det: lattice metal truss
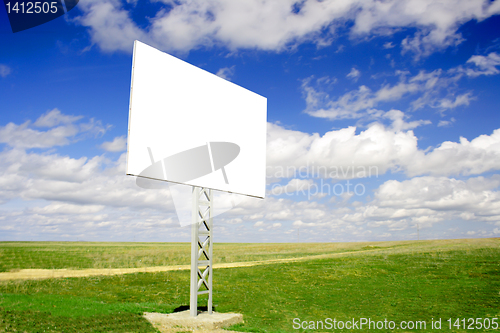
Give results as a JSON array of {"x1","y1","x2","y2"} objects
[{"x1": 190, "y1": 187, "x2": 213, "y2": 317}]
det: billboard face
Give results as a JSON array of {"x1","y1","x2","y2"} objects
[{"x1": 127, "y1": 41, "x2": 267, "y2": 199}]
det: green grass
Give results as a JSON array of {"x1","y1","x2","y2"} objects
[
  {"x1": 1, "y1": 238, "x2": 497, "y2": 272},
  {"x1": 0, "y1": 242, "x2": 190, "y2": 271},
  {"x1": 0, "y1": 240, "x2": 398, "y2": 271},
  {"x1": 0, "y1": 239, "x2": 499, "y2": 332}
]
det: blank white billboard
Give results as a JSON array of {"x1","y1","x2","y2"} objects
[{"x1": 127, "y1": 41, "x2": 267, "y2": 199}]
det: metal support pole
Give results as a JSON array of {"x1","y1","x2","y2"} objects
[
  {"x1": 190, "y1": 187, "x2": 213, "y2": 317},
  {"x1": 208, "y1": 188, "x2": 213, "y2": 314},
  {"x1": 190, "y1": 186, "x2": 199, "y2": 317}
]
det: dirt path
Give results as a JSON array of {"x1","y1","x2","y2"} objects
[{"x1": 0, "y1": 248, "x2": 389, "y2": 281}]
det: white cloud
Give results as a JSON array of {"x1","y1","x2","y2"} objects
[
  {"x1": 0, "y1": 148, "x2": 174, "y2": 211},
  {"x1": 401, "y1": 31, "x2": 463, "y2": 60},
  {"x1": 407, "y1": 129, "x2": 500, "y2": 177},
  {"x1": 74, "y1": 0, "x2": 146, "y2": 53},
  {"x1": 302, "y1": 71, "x2": 424, "y2": 119},
  {"x1": 34, "y1": 109, "x2": 83, "y2": 127},
  {"x1": 465, "y1": 52, "x2": 500, "y2": 77},
  {"x1": 270, "y1": 178, "x2": 315, "y2": 196},
  {"x1": 239, "y1": 174, "x2": 500, "y2": 237},
  {"x1": 375, "y1": 176, "x2": 500, "y2": 210},
  {"x1": 253, "y1": 221, "x2": 264, "y2": 227},
  {"x1": 355, "y1": 175, "x2": 500, "y2": 226},
  {"x1": 0, "y1": 140, "x2": 498, "y2": 243},
  {"x1": 437, "y1": 93, "x2": 473, "y2": 109},
  {"x1": 0, "y1": 64, "x2": 11, "y2": 78},
  {"x1": 267, "y1": 120, "x2": 500, "y2": 180},
  {"x1": 215, "y1": 66, "x2": 235, "y2": 81},
  {"x1": 437, "y1": 117, "x2": 456, "y2": 127},
  {"x1": 31, "y1": 202, "x2": 105, "y2": 215},
  {"x1": 101, "y1": 135, "x2": 127, "y2": 152},
  {"x1": 0, "y1": 121, "x2": 79, "y2": 148},
  {"x1": 2, "y1": 111, "x2": 500, "y2": 242},
  {"x1": 384, "y1": 109, "x2": 431, "y2": 132},
  {"x1": 383, "y1": 42, "x2": 395, "y2": 49},
  {"x1": 346, "y1": 68, "x2": 361, "y2": 82},
  {"x1": 74, "y1": 0, "x2": 500, "y2": 57},
  {"x1": 303, "y1": 60, "x2": 481, "y2": 120},
  {"x1": 266, "y1": 119, "x2": 421, "y2": 180},
  {"x1": 7, "y1": 150, "x2": 104, "y2": 183},
  {"x1": 0, "y1": 110, "x2": 108, "y2": 149}
]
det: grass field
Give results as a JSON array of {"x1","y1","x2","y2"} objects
[
  {"x1": 0, "y1": 240, "x2": 433, "y2": 272},
  {"x1": 0, "y1": 238, "x2": 499, "y2": 332}
]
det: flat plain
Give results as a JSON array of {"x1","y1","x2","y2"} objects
[{"x1": 0, "y1": 238, "x2": 499, "y2": 332}]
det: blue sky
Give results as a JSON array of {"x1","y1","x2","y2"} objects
[{"x1": 1, "y1": 0, "x2": 500, "y2": 242}]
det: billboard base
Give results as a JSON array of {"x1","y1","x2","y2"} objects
[{"x1": 144, "y1": 310, "x2": 243, "y2": 330}]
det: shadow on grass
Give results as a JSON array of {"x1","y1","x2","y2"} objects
[{"x1": 173, "y1": 305, "x2": 217, "y2": 313}]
